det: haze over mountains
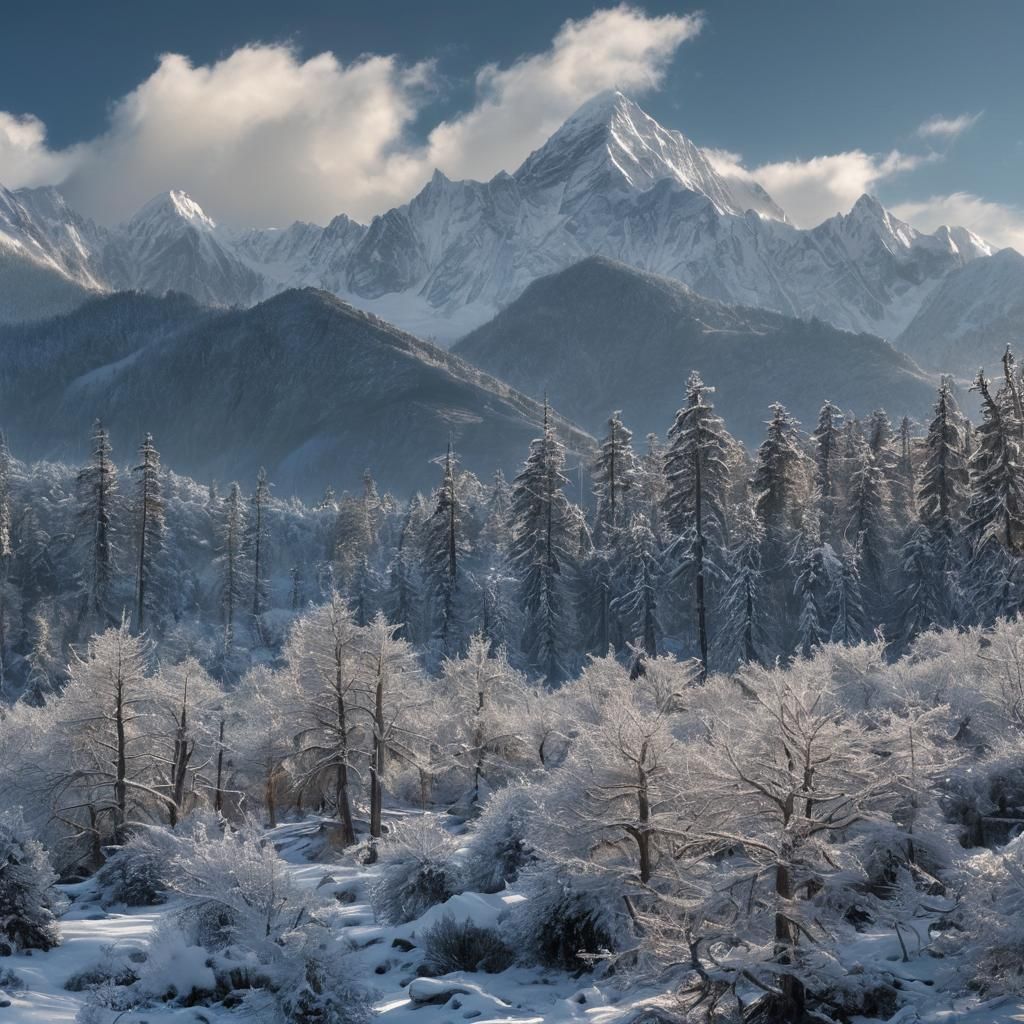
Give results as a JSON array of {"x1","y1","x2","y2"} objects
[
  {"x1": 0, "y1": 289, "x2": 592, "y2": 497},
  {"x1": 1, "y1": 91, "x2": 1017, "y2": 375}
]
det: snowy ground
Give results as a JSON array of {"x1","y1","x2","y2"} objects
[{"x1": 2, "y1": 813, "x2": 1023, "y2": 1024}]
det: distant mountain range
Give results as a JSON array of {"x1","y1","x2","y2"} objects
[
  {"x1": 454, "y1": 257, "x2": 938, "y2": 447},
  {"x1": 0, "y1": 289, "x2": 593, "y2": 498},
  {"x1": 1, "y1": 91, "x2": 1016, "y2": 376}
]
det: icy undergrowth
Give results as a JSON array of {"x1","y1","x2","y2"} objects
[{"x1": 1, "y1": 812, "x2": 1022, "y2": 1024}]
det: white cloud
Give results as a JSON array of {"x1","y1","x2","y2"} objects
[
  {"x1": 423, "y1": 6, "x2": 703, "y2": 183},
  {"x1": 0, "y1": 5, "x2": 703, "y2": 227},
  {"x1": 916, "y1": 112, "x2": 981, "y2": 140},
  {"x1": 0, "y1": 112, "x2": 82, "y2": 189},
  {"x1": 703, "y1": 146, "x2": 930, "y2": 228},
  {"x1": 892, "y1": 192, "x2": 1024, "y2": 252}
]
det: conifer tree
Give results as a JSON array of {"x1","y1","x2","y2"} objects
[
  {"x1": 383, "y1": 505, "x2": 423, "y2": 642},
  {"x1": 845, "y1": 448, "x2": 893, "y2": 613},
  {"x1": 76, "y1": 420, "x2": 118, "y2": 626},
  {"x1": 828, "y1": 543, "x2": 868, "y2": 644},
  {"x1": 753, "y1": 403, "x2": 804, "y2": 560},
  {"x1": 0, "y1": 436, "x2": 15, "y2": 694},
  {"x1": 663, "y1": 372, "x2": 733, "y2": 677},
  {"x1": 715, "y1": 499, "x2": 767, "y2": 671},
  {"x1": 962, "y1": 370, "x2": 1024, "y2": 621},
  {"x1": 792, "y1": 507, "x2": 833, "y2": 658},
  {"x1": 895, "y1": 379, "x2": 969, "y2": 640},
  {"x1": 591, "y1": 411, "x2": 636, "y2": 544},
  {"x1": 132, "y1": 433, "x2": 166, "y2": 634},
  {"x1": 246, "y1": 467, "x2": 271, "y2": 624},
  {"x1": 216, "y1": 482, "x2": 248, "y2": 652},
  {"x1": 424, "y1": 443, "x2": 466, "y2": 659},
  {"x1": 811, "y1": 401, "x2": 843, "y2": 542},
  {"x1": 509, "y1": 404, "x2": 578, "y2": 682},
  {"x1": 610, "y1": 514, "x2": 660, "y2": 656}
]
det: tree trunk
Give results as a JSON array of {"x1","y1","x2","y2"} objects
[
  {"x1": 369, "y1": 663, "x2": 385, "y2": 839},
  {"x1": 214, "y1": 719, "x2": 225, "y2": 814}
]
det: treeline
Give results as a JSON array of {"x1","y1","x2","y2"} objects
[{"x1": 0, "y1": 350, "x2": 1022, "y2": 692}]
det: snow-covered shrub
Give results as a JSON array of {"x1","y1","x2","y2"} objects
[
  {"x1": 940, "y1": 739, "x2": 1024, "y2": 848},
  {"x1": 83, "y1": 823, "x2": 370, "y2": 1022},
  {"x1": 957, "y1": 833, "x2": 1024, "y2": 994},
  {"x1": 97, "y1": 816, "x2": 222, "y2": 907},
  {"x1": 459, "y1": 785, "x2": 535, "y2": 893},
  {"x1": 504, "y1": 864, "x2": 631, "y2": 970},
  {"x1": 0, "y1": 809, "x2": 64, "y2": 954},
  {"x1": 421, "y1": 914, "x2": 514, "y2": 974},
  {"x1": 369, "y1": 816, "x2": 459, "y2": 924}
]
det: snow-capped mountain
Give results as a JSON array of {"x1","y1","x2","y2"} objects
[
  {"x1": 101, "y1": 190, "x2": 264, "y2": 307},
  {"x1": 454, "y1": 256, "x2": 937, "y2": 447},
  {"x1": 0, "y1": 92, "x2": 1002, "y2": 353},
  {"x1": 897, "y1": 247, "x2": 1024, "y2": 377}
]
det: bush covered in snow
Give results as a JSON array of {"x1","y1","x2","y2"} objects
[
  {"x1": 369, "y1": 816, "x2": 460, "y2": 924},
  {"x1": 421, "y1": 914, "x2": 514, "y2": 975},
  {"x1": 957, "y1": 833, "x2": 1024, "y2": 994},
  {"x1": 459, "y1": 785, "x2": 536, "y2": 893},
  {"x1": 0, "y1": 809, "x2": 64, "y2": 954},
  {"x1": 96, "y1": 815, "x2": 224, "y2": 907},
  {"x1": 82, "y1": 822, "x2": 370, "y2": 1023},
  {"x1": 504, "y1": 864, "x2": 631, "y2": 970}
]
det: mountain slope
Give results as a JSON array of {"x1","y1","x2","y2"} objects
[
  {"x1": 897, "y1": 248, "x2": 1024, "y2": 376},
  {"x1": 0, "y1": 290, "x2": 592, "y2": 497},
  {"x1": 454, "y1": 257, "x2": 938, "y2": 446}
]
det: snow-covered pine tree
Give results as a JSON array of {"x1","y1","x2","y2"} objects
[
  {"x1": 333, "y1": 493, "x2": 374, "y2": 586},
  {"x1": 215, "y1": 482, "x2": 248, "y2": 653},
  {"x1": 662, "y1": 372, "x2": 733, "y2": 678},
  {"x1": 895, "y1": 379, "x2": 969, "y2": 642},
  {"x1": 845, "y1": 446, "x2": 894, "y2": 617},
  {"x1": 383, "y1": 504, "x2": 423, "y2": 643},
  {"x1": 509, "y1": 404, "x2": 578, "y2": 683},
  {"x1": 715, "y1": 498, "x2": 768, "y2": 671},
  {"x1": 76, "y1": 420, "x2": 118, "y2": 627},
  {"x1": 811, "y1": 400, "x2": 844, "y2": 543},
  {"x1": 246, "y1": 466, "x2": 271, "y2": 625},
  {"x1": 0, "y1": 810, "x2": 63, "y2": 954},
  {"x1": 610, "y1": 513, "x2": 661, "y2": 656},
  {"x1": 480, "y1": 470, "x2": 512, "y2": 552},
  {"x1": 132, "y1": 433, "x2": 166, "y2": 634},
  {"x1": 753, "y1": 403, "x2": 804, "y2": 563},
  {"x1": 0, "y1": 436, "x2": 16, "y2": 696},
  {"x1": 828, "y1": 542, "x2": 868, "y2": 645},
  {"x1": 998, "y1": 344, "x2": 1024, "y2": 437},
  {"x1": 792, "y1": 505, "x2": 834, "y2": 658},
  {"x1": 892, "y1": 416, "x2": 918, "y2": 531},
  {"x1": 424, "y1": 442, "x2": 468, "y2": 660},
  {"x1": 638, "y1": 432, "x2": 667, "y2": 537},
  {"x1": 591, "y1": 411, "x2": 637, "y2": 545},
  {"x1": 962, "y1": 370, "x2": 1024, "y2": 622}
]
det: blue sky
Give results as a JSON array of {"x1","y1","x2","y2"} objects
[{"x1": 2, "y1": 1, "x2": 1021, "y2": 244}]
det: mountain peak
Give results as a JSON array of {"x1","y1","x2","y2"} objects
[
  {"x1": 130, "y1": 190, "x2": 216, "y2": 231},
  {"x1": 513, "y1": 92, "x2": 769, "y2": 218}
]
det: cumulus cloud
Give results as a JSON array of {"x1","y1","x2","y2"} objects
[
  {"x1": 423, "y1": 6, "x2": 703, "y2": 183},
  {"x1": 0, "y1": 112, "x2": 81, "y2": 189},
  {"x1": 916, "y1": 112, "x2": 982, "y2": 140},
  {"x1": 892, "y1": 193, "x2": 1024, "y2": 252},
  {"x1": 1, "y1": 5, "x2": 703, "y2": 227},
  {"x1": 704, "y1": 146, "x2": 930, "y2": 228}
]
